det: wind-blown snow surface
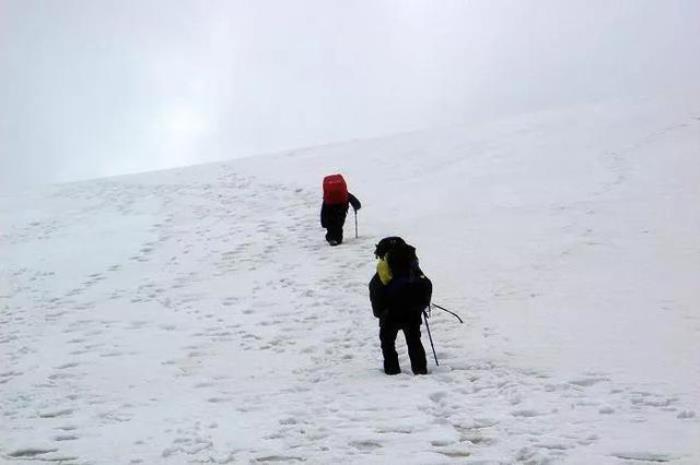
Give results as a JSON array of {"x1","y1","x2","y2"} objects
[{"x1": 2, "y1": 96, "x2": 700, "y2": 464}]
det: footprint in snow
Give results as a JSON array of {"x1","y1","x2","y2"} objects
[
  {"x1": 8, "y1": 448, "x2": 59, "y2": 458},
  {"x1": 511, "y1": 409, "x2": 545, "y2": 418},
  {"x1": 611, "y1": 451, "x2": 675, "y2": 462},
  {"x1": 349, "y1": 440, "x2": 382, "y2": 451}
]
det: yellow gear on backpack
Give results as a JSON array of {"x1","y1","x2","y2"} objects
[{"x1": 377, "y1": 257, "x2": 392, "y2": 285}]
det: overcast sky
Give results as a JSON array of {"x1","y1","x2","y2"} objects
[{"x1": 1, "y1": 0, "x2": 699, "y2": 189}]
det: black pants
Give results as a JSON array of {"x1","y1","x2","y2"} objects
[
  {"x1": 379, "y1": 322, "x2": 427, "y2": 375},
  {"x1": 321, "y1": 204, "x2": 348, "y2": 245},
  {"x1": 325, "y1": 223, "x2": 343, "y2": 244}
]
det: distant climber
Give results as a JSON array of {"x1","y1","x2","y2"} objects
[
  {"x1": 369, "y1": 237, "x2": 432, "y2": 375},
  {"x1": 320, "y1": 174, "x2": 361, "y2": 246}
]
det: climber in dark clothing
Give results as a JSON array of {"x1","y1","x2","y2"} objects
[
  {"x1": 320, "y1": 192, "x2": 361, "y2": 245},
  {"x1": 369, "y1": 238, "x2": 432, "y2": 375}
]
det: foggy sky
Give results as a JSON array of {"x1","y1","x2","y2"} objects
[{"x1": 1, "y1": 0, "x2": 699, "y2": 189}]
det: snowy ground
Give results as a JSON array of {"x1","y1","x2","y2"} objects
[{"x1": 2, "y1": 95, "x2": 699, "y2": 464}]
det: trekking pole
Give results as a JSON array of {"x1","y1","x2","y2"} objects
[
  {"x1": 423, "y1": 310, "x2": 439, "y2": 366},
  {"x1": 431, "y1": 303, "x2": 464, "y2": 324},
  {"x1": 354, "y1": 209, "x2": 358, "y2": 238}
]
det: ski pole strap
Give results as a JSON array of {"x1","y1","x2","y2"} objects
[{"x1": 431, "y1": 303, "x2": 464, "y2": 324}]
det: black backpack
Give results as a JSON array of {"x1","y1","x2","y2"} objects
[
  {"x1": 374, "y1": 236, "x2": 406, "y2": 259},
  {"x1": 386, "y1": 243, "x2": 420, "y2": 279},
  {"x1": 370, "y1": 237, "x2": 432, "y2": 321},
  {"x1": 384, "y1": 243, "x2": 432, "y2": 321},
  {"x1": 377, "y1": 236, "x2": 426, "y2": 282}
]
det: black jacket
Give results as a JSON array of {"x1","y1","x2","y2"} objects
[
  {"x1": 320, "y1": 193, "x2": 361, "y2": 228},
  {"x1": 369, "y1": 271, "x2": 432, "y2": 326}
]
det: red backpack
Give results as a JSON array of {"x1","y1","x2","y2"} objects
[{"x1": 323, "y1": 174, "x2": 349, "y2": 205}]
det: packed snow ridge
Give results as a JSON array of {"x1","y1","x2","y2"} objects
[{"x1": 2, "y1": 97, "x2": 699, "y2": 464}]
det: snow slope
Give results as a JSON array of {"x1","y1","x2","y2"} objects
[{"x1": 2, "y1": 95, "x2": 699, "y2": 464}]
